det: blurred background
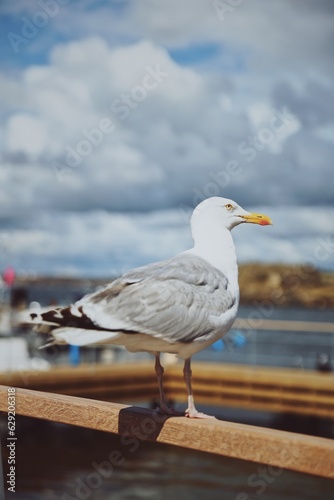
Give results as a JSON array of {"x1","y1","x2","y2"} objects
[
  {"x1": 0, "y1": 1, "x2": 334, "y2": 498},
  {"x1": 0, "y1": 0, "x2": 333, "y2": 369}
]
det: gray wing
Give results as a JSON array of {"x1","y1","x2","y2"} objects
[{"x1": 77, "y1": 254, "x2": 235, "y2": 343}]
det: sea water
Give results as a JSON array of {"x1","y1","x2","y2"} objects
[{"x1": 0, "y1": 415, "x2": 333, "y2": 500}]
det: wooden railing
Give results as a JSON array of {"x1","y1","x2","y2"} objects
[
  {"x1": 0, "y1": 385, "x2": 333, "y2": 479},
  {"x1": 1, "y1": 362, "x2": 333, "y2": 418},
  {"x1": 167, "y1": 363, "x2": 334, "y2": 418}
]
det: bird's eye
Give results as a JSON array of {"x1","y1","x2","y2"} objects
[{"x1": 225, "y1": 204, "x2": 233, "y2": 211}]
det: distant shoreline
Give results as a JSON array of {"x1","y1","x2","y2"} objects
[
  {"x1": 238, "y1": 263, "x2": 334, "y2": 309},
  {"x1": 6, "y1": 263, "x2": 334, "y2": 310}
]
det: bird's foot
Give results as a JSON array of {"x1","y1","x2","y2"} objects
[
  {"x1": 185, "y1": 407, "x2": 216, "y2": 419},
  {"x1": 155, "y1": 402, "x2": 183, "y2": 416}
]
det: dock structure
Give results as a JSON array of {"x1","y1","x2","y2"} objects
[
  {"x1": 1, "y1": 360, "x2": 334, "y2": 481},
  {"x1": 0, "y1": 384, "x2": 333, "y2": 479},
  {"x1": 1, "y1": 362, "x2": 333, "y2": 418}
]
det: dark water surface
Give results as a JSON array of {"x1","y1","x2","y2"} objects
[{"x1": 0, "y1": 415, "x2": 333, "y2": 500}]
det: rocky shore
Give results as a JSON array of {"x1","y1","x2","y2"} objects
[
  {"x1": 7, "y1": 264, "x2": 334, "y2": 310},
  {"x1": 239, "y1": 263, "x2": 334, "y2": 309}
]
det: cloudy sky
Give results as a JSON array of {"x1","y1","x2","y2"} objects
[{"x1": 0, "y1": 0, "x2": 333, "y2": 276}]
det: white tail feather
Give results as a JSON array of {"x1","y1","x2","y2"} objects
[{"x1": 52, "y1": 328, "x2": 121, "y2": 346}]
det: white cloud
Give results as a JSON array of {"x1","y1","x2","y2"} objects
[
  {"x1": 1, "y1": 1, "x2": 333, "y2": 275},
  {"x1": 1, "y1": 205, "x2": 333, "y2": 276},
  {"x1": 0, "y1": 208, "x2": 192, "y2": 276},
  {"x1": 0, "y1": 37, "x2": 246, "y2": 211},
  {"x1": 3, "y1": 1, "x2": 334, "y2": 78},
  {"x1": 2, "y1": 33, "x2": 328, "y2": 210},
  {"x1": 6, "y1": 113, "x2": 48, "y2": 157},
  {"x1": 1, "y1": 31, "x2": 332, "y2": 214},
  {"x1": 128, "y1": 0, "x2": 334, "y2": 75}
]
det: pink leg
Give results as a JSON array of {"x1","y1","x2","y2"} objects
[
  {"x1": 154, "y1": 354, "x2": 180, "y2": 415},
  {"x1": 183, "y1": 358, "x2": 215, "y2": 419}
]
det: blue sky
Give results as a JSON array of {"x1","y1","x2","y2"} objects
[{"x1": 0, "y1": 0, "x2": 334, "y2": 276}]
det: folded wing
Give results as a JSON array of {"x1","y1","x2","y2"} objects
[{"x1": 31, "y1": 254, "x2": 236, "y2": 345}]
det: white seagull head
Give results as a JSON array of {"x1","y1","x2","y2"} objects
[{"x1": 191, "y1": 196, "x2": 273, "y2": 232}]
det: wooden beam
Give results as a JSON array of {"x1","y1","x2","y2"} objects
[
  {"x1": 1, "y1": 362, "x2": 333, "y2": 417},
  {"x1": 0, "y1": 385, "x2": 333, "y2": 479}
]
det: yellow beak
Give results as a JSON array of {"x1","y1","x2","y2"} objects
[{"x1": 241, "y1": 212, "x2": 273, "y2": 226}]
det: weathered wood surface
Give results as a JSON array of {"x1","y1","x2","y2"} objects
[
  {"x1": 0, "y1": 385, "x2": 333, "y2": 479},
  {"x1": 1, "y1": 362, "x2": 333, "y2": 418}
]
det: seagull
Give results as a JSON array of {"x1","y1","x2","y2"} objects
[{"x1": 29, "y1": 197, "x2": 272, "y2": 418}]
